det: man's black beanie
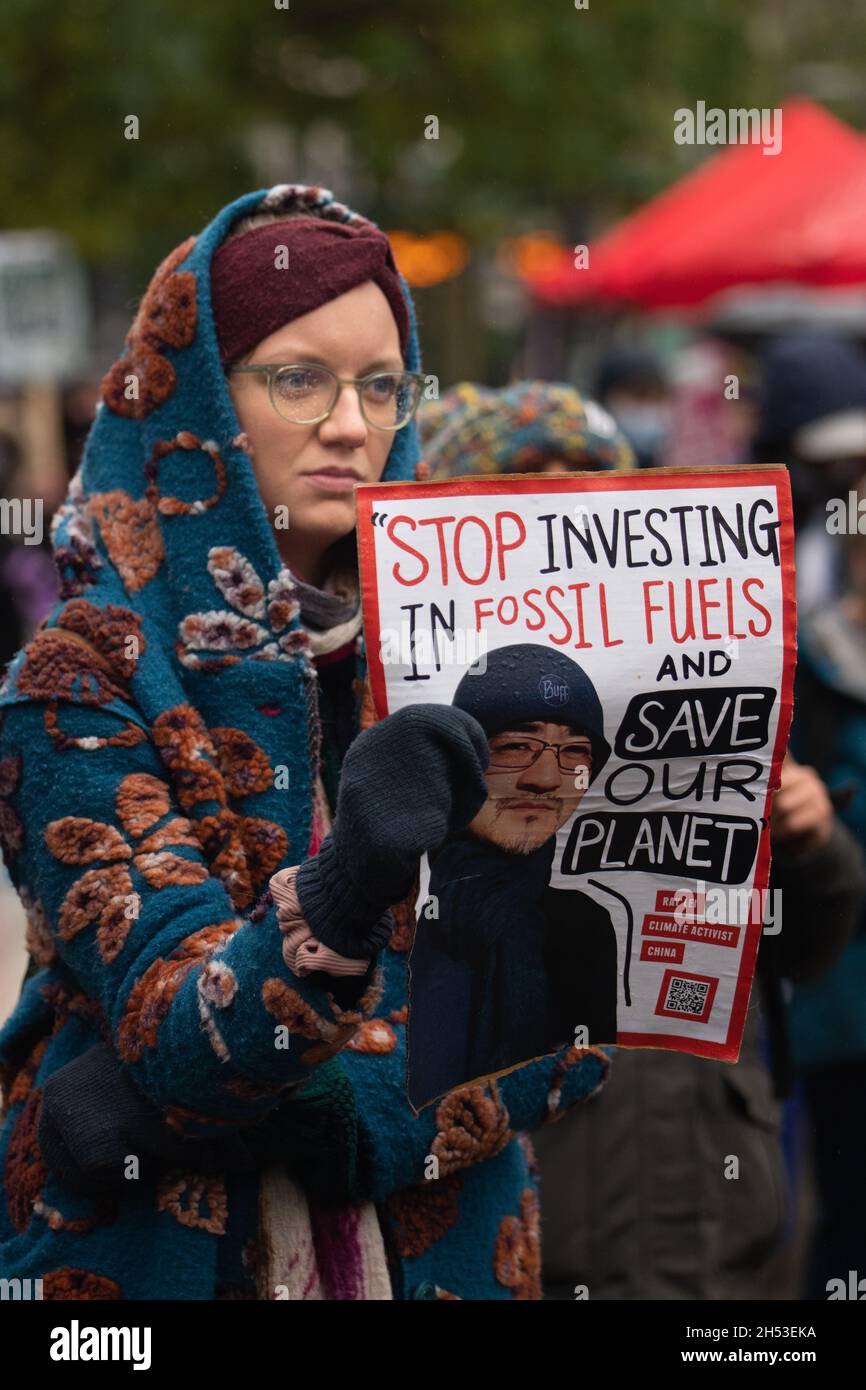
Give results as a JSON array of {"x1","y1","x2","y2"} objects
[{"x1": 451, "y1": 643, "x2": 611, "y2": 783}]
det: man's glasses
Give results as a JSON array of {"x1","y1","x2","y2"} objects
[
  {"x1": 229, "y1": 363, "x2": 426, "y2": 430},
  {"x1": 487, "y1": 733, "x2": 593, "y2": 773}
]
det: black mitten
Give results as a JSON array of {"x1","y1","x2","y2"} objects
[
  {"x1": 295, "y1": 703, "x2": 490, "y2": 956},
  {"x1": 38, "y1": 1043, "x2": 258, "y2": 1195}
]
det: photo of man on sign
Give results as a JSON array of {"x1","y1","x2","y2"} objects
[
  {"x1": 407, "y1": 642, "x2": 618, "y2": 1110},
  {"x1": 359, "y1": 466, "x2": 796, "y2": 1122}
]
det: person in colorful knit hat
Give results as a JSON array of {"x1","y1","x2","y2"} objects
[
  {"x1": 0, "y1": 184, "x2": 608, "y2": 1302},
  {"x1": 417, "y1": 379, "x2": 634, "y2": 477}
]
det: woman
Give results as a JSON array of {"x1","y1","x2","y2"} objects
[{"x1": 0, "y1": 184, "x2": 607, "y2": 1301}]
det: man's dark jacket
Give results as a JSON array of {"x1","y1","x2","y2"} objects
[{"x1": 407, "y1": 830, "x2": 617, "y2": 1110}]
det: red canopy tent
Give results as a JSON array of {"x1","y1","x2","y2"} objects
[{"x1": 530, "y1": 100, "x2": 866, "y2": 311}]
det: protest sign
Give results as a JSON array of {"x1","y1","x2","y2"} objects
[{"x1": 356, "y1": 467, "x2": 796, "y2": 1110}]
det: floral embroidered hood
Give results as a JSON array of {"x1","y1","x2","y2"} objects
[
  {"x1": 0, "y1": 183, "x2": 422, "y2": 895},
  {"x1": 0, "y1": 186, "x2": 616, "y2": 1306}
]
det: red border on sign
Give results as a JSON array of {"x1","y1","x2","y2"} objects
[{"x1": 355, "y1": 466, "x2": 797, "y2": 1064}]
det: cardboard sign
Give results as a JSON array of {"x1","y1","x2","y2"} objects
[
  {"x1": 0, "y1": 232, "x2": 89, "y2": 383},
  {"x1": 356, "y1": 467, "x2": 796, "y2": 1110}
]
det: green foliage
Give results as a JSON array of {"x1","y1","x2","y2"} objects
[{"x1": 2, "y1": 0, "x2": 865, "y2": 271}]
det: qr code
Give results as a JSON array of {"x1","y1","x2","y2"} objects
[{"x1": 664, "y1": 975, "x2": 711, "y2": 1017}]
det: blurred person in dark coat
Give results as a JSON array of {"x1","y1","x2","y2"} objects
[
  {"x1": 752, "y1": 331, "x2": 866, "y2": 616},
  {"x1": 592, "y1": 347, "x2": 672, "y2": 469}
]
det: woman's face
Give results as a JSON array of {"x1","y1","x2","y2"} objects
[{"x1": 228, "y1": 279, "x2": 402, "y2": 583}]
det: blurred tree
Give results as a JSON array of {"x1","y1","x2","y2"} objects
[{"x1": 2, "y1": 0, "x2": 866, "y2": 277}]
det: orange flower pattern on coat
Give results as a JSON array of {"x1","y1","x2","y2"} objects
[
  {"x1": 42, "y1": 1268, "x2": 123, "y2": 1300},
  {"x1": 210, "y1": 726, "x2": 273, "y2": 797},
  {"x1": 152, "y1": 704, "x2": 288, "y2": 909},
  {"x1": 0, "y1": 750, "x2": 24, "y2": 860},
  {"x1": 144, "y1": 431, "x2": 228, "y2": 519},
  {"x1": 117, "y1": 918, "x2": 241, "y2": 1063},
  {"x1": 386, "y1": 1173, "x2": 462, "y2": 1257},
  {"x1": 4, "y1": 1036, "x2": 49, "y2": 1111},
  {"x1": 261, "y1": 969, "x2": 383, "y2": 1066},
  {"x1": 387, "y1": 890, "x2": 416, "y2": 953},
  {"x1": 88, "y1": 491, "x2": 164, "y2": 594},
  {"x1": 156, "y1": 1171, "x2": 228, "y2": 1235},
  {"x1": 493, "y1": 1189, "x2": 542, "y2": 1299},
  {"x1": 152, "y1": 704, "x2": 223, "y2": 809},
  {"x1": 17, "y1": 600, "x2": 144, "y2": 706},
  {"x1": 101, "y1": 237, "x2": 197, "y2": 419},
  {"x1": 346, "y1": 1018, "x2": 397, "y2": 1054},
  {"x1": 35, "y1": 1193, "x2": 118, "y2": 1235},
  {"x1": 87, "y1": 432, "x2": 228, "y2": 597},
  {"x1": 39, "y1": 980, "x2": 105, "y2": 1034},
  {"x1": 20, "y1": 888, "x2": 56, "y2": 969},
  {"x1": 176, "y1": 547, "x2": 308, "y2": 671},
  {"x1": 544, "y1": 1044, "x2": 610, "y2": 1123},
  {"x1": 52, "y1": 471, "x2": 101, "y2": 599},
  {"x1": 44, "y1": 772, "x2": 208, "y2": 962},
  {"x1": 43, "y1": 702, "x2": 148, "y2": 752},
  {"x1": 357, "y1": 673, "x2": 379, "y2": 732},
  {"x1": 4, "y1": 1089, "x2": 47, "y2": 1232},
  {"x1": 261, "y1": 979, "x2": 359, "y2": 1064},
  {"x1": 430, "y1": 1082, "x2": 512, "y2": 1178}
]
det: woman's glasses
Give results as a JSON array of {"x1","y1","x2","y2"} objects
[
  {"x1": 229, "y1": 363, "x2": 426, "y2": 431},
  {"x1": 487, "y1": 733, "x2": 594, "y2": 773}
]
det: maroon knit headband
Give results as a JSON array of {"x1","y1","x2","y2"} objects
[{"x1": 210, "y1": 216, "x2": 410, "y2": 366}]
